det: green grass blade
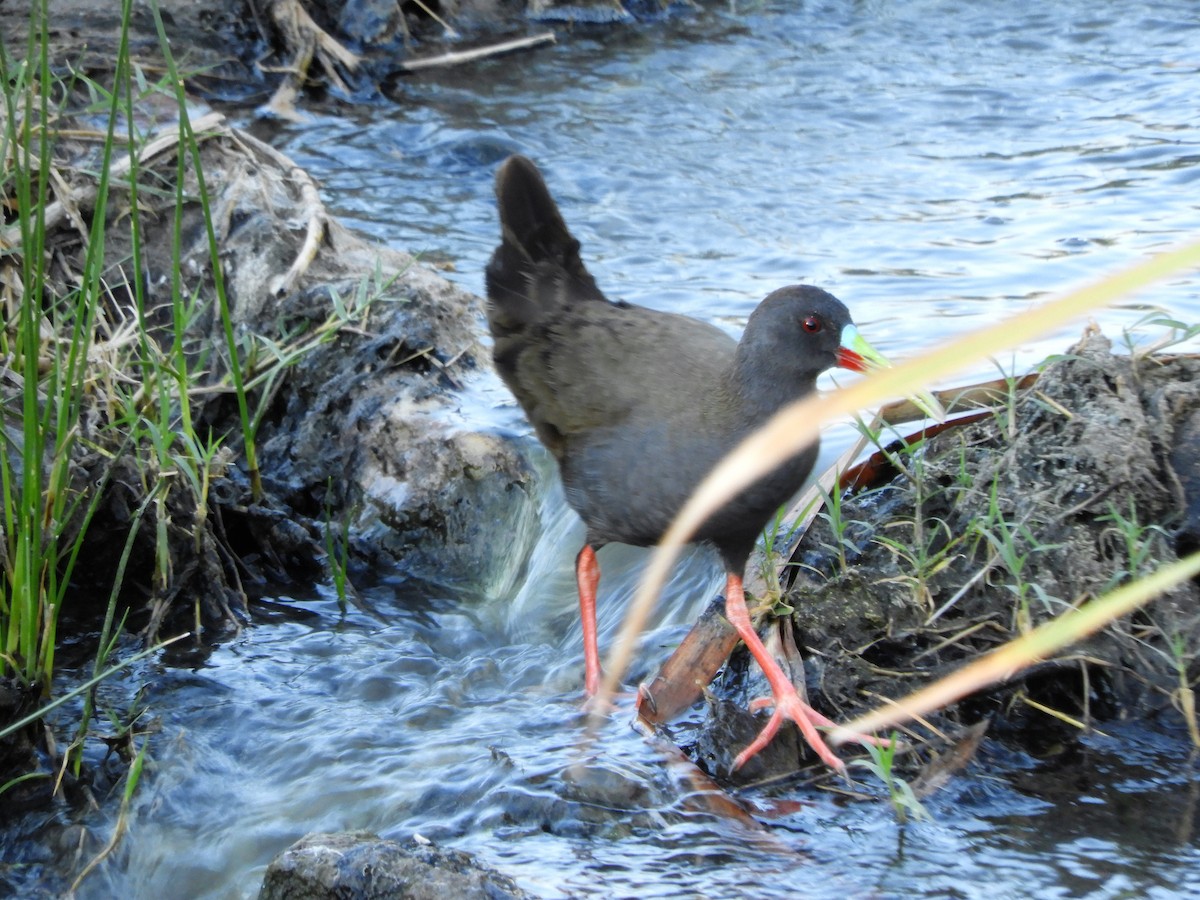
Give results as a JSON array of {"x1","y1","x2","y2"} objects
[
  {"x1": 149, "y1": 0, "x2": 261, "y2": 499},
  {"x1": 0, "y1": 632, "x2": 189, "y2": 745}
]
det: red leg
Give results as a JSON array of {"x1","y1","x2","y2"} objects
[
  {"x1": 576, "y1": 545, "x2": 602, "y2": 697},
  {"x1": 723, "y1": 573, "x2": 847, "y2": 773}
]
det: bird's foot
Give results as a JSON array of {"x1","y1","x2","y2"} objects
[
  {"x1": 734, "y1": 690, "x2": 847, "y2": 773},
  {"x1": 721, "y1": 572, "x2": 890, "y2": 774},
  {"x1": 737, "y1": 693, "x2": 898, "y2": 773}
]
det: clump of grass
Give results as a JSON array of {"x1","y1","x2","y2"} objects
[
  {"x1": 1121, "y1": 309, "x2": 1200, "y2": 360},
  {"x1": 147, "y1": 0, "x2": 262, "y2": 500},
  {"x1": 972, "y1": 476, "x2": 1064, "y2": 633},
  {"x1": 70, "y1": 730, "x2": 148, "y2": 891},
  {"x1": 1168, "y1": 632, "x2": 1200, "y2": 750},
  {"x1": 1096, "y1": 499, "x2": 1171, "y2": 593},
  {"x1": 0, "y1": 0, "x2": 217, "y2": 691},
  {"x1": 325, "y1": 477, "x2": 354, "y2": 611},
  {"x1": 0, "y1": 2, "x2": 112, "y2": 694},
  {"x1": 816, "y1": 482, "x2": 855, "y2": 577},
  {"x1": 0, "y1": 0, "x2": 378, "y2": 812},
  {"x1": 853, "y1": 733, "x2": 929, "y2": 823},
  {"x1": 859, "y1": 419, "x2": 968, "y2": 616}
]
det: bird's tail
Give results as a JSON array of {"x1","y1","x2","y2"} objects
[{"x1": 485, "y1": 155, "x2": 602, "y2": 329}]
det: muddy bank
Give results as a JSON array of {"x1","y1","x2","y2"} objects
[
  {"x1": 10, "y1": 110, "x2": 531, "y2": 630},
  {"x1": 698, "y1": 329, "x2": 1200, "y2": 782},
  {"x1": 0, "y1": 0, "x2": 689, "y2": 820},
  {"x1": 0, "y1": 105, "x2": 535, "y2": 808},
  {"x1": 2, "y1": 0, "x2": 676, "y2": 113}
]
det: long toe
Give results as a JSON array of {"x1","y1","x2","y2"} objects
[{"x1": 733, "y1": 692, "x2": 847, "y2": 773}]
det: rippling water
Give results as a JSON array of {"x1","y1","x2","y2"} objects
[
  {"x1": 278, "y1": 0, "x2": 1200, "y2": 367},
  {"x1": 7, "y1": 2, "x2": 1200, "y2": 897}
]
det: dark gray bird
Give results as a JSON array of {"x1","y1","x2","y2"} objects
[{"x1": 485, "y1": 155, "x2": 891, "y2": 771}]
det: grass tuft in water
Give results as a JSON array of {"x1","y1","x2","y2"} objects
[{"x1": 854, "y1": 733, "x2": 929, "y2": 824}]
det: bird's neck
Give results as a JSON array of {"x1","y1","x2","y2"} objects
[{"x1": 727, "y1": 345, "x2": 819, "y2": 426}]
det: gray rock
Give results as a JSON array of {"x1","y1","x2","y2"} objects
[{"x1": 258, "y1": 831, "x2": 534, "y2": 900}]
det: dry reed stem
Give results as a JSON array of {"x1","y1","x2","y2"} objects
[
  {"x1": 230, "y1": 129, "x2": 327, "y2": 296},
  {"x1": 0, "y1": 111, "x2": 227, "y2": 250},
  {"x1": 400, "y1": 33, "x2": 558, "y2": 72},
  {"x1": 831, "y1": 551, "x2": 1200, "y2": 742},
  {"x1": 264, "y1": 0, "x2": 361, "y2": 118}
]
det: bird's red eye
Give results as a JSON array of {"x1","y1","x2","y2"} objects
[{"x1": 802, "y1": 316, "x2": 821, "y2": 333}]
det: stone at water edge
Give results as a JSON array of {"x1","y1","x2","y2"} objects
[{"x1": 257, "y1": 831, "x2": 533, "y2": 900}]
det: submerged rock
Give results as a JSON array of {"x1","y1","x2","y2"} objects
[{"x1": 258, "y1": 831, "x2": 534, "y2": 900}]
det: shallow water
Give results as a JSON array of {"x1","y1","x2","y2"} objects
[{"x1": 6, "y1": 1, "x2": 1200, "y2": 897}]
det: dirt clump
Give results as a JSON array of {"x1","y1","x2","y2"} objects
[{"x1": 704, "y1": 328, "x2": 1200, "y2": 780}]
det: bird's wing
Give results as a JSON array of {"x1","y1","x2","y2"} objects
[{"x1": 497, "y1": 301, "x2": 736, "y2": 458}]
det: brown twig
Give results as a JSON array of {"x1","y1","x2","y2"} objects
[
  {"x1": 399, "y1": 33, "x2": 557, "y2": 72},
  {"x1": 264, "y1": 0, "x2": 362, "y2": 120}
]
